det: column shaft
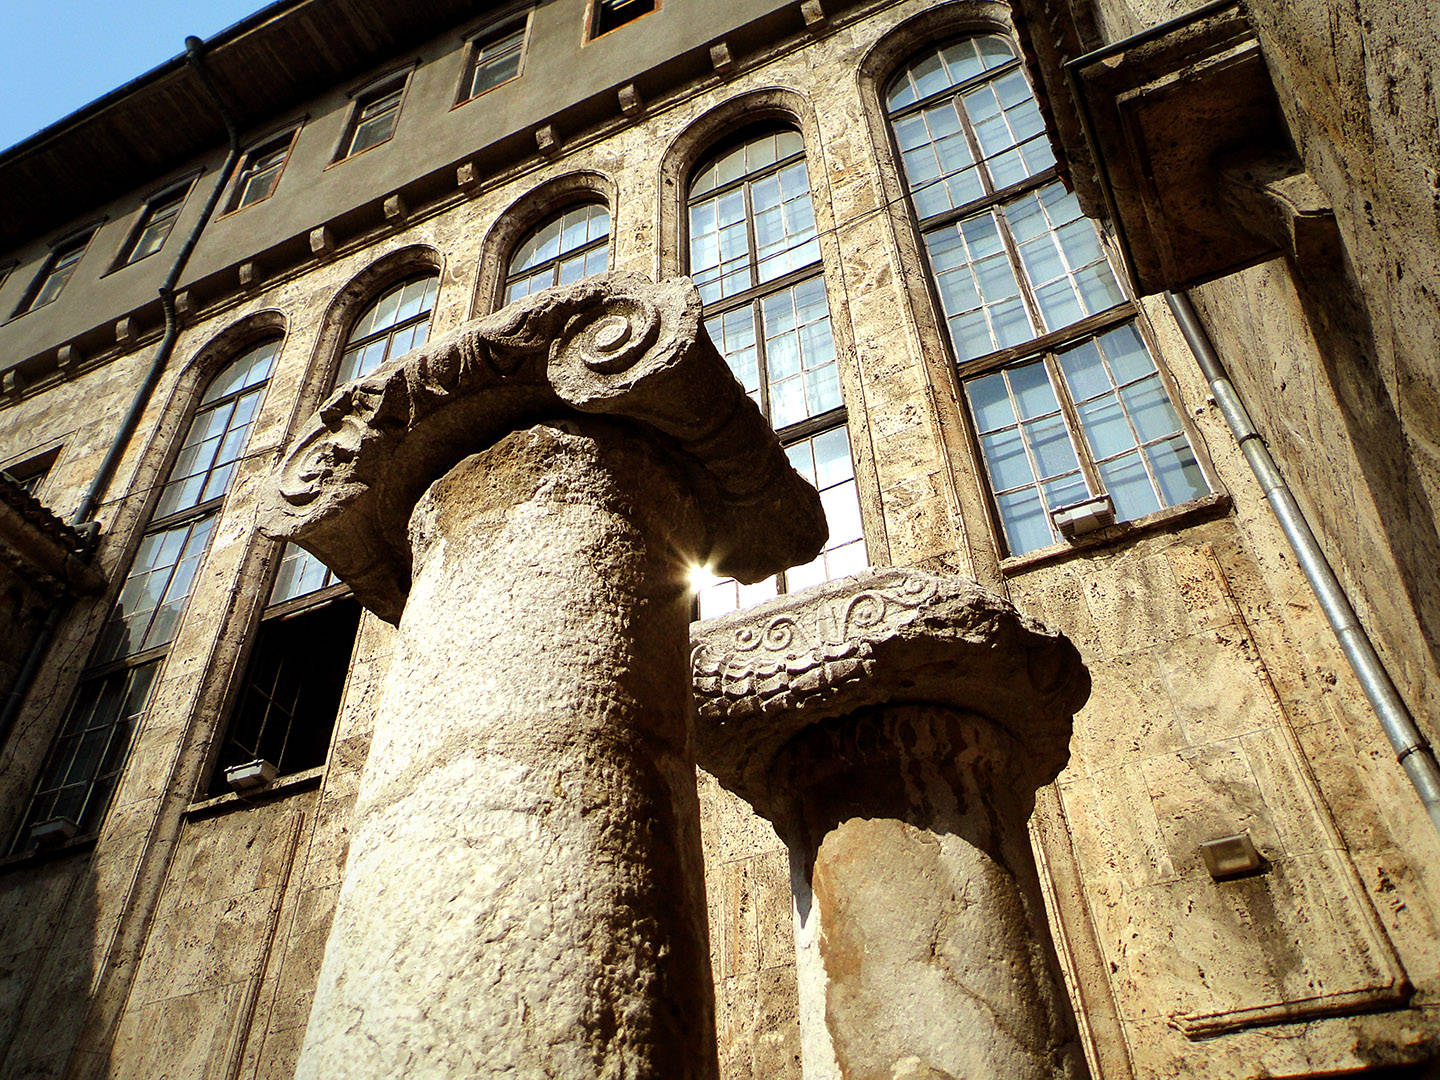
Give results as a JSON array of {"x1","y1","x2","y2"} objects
[
  {"x1": 297, "y1": 421, "x2": 717, "y2": 1080},
  {"x1": 782, "y1": 705, "x2": 1084, "y2": 1080}
]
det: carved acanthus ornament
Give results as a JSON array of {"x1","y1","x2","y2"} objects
[{"x1": 261, "y1": 272, "x2": 826, "y2": 622}]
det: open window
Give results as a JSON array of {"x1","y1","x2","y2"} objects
[
  {"x1": 207, "y1": 561, "x2": 360, "y2": 796},
  {"x1": 459, "y1": 18, "x2": 528, "y2": 103},
  {"x1": 228, "y1": 130, "x2": 298, "y2": 212},
  {"x1": 588, "y1": 0, "x2": 655, "y2": 40},
  {"x1": 16, "y1": 228, "x2": 96, "y2": 315},
  {"x1": 117, "y1": 182, "x2": 191, "y2": 266}
]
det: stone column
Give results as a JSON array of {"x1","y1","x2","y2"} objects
[
  {"x1": 261, "y1": 274, "x2": 826, "y2": 1080},
  {"x1": 691, "y1": 570, "x2": 1092, "y2": 1080}
]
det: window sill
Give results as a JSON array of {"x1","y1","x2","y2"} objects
[
  {"x1": 999, "y1": 490, "x2": 1231, "y2": 575},
  {"x1": 325, "y1": 136, "x2": 396, "y2": 170},
  {"x1": 186, "y1": 765, "x2": 325, "y2": 820},
  {"x1": 451, "y1": 72, "x2": 521, "y2": 110},
  {"x1": 0, "y1": 831, "x2": 98, "y2": 871}
]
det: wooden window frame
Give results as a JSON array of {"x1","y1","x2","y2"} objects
[
  {"x1": 885, "y1": 37, "x2": 1216, "y2": 559},
  {"x1": 456, "y1": 15, "x2": 530, "y2": 106},
  {"x1": 224, "y1": 128, "x2": 300, "y2": 214}
]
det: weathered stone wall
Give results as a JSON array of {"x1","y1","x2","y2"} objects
[{"x1": 0, "y1": 2, "x2": 1435, "y2": 1079}]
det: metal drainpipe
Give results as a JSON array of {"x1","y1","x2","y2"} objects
[
  {"x1": 0, "y1": 36, "x2": 241, "y2": 750},
  {"x1": 1166, "y1": 290, "x2": 1440, "y2": 836}
]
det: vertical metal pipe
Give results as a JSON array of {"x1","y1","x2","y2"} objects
[
  {"x1": 1166, "y1": 290, "x2": 1440, "y2": 835},
  {"x1": 0, "y1": 36, "x2": 242, "y2": 750}
]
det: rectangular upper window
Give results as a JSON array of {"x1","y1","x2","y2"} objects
[
  {"x1": 460, "y1": 19, "x2": 527, "y2": 103},
  {"x1": 228, "y1": 130, "x2": 298, "y2": 212},
  {"x1": 338, "y1": 75, "x2": 407, "y2": 160},
  {"x1": 588, "y1": 0, "x2": 655, "y2": 39},
  {"x1": 16, "y1": 229, "x2": 95, "y2": 314},
  {"x1": 118, "y1": 183, "x2": 191, "y2": 266}
]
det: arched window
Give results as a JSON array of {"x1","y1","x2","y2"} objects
[
  {"x1": 336, "y1": 274, "x2": 439, "y2": 386},
  {"x1": 887, "y1": 37, "x2": 1210, "y2": 556},
  {"x1": 503, "y1": 203, "x2": 610, "y2": 304},
  {"x1": 685, "y1": 127, "x2": 867, "y2": 619},
  {"x1": 206, "y1": 272, "x2": 440, "y2": 796},
  {"x1": 15, "y1": 338, "x2": 279, "y2": 848}
]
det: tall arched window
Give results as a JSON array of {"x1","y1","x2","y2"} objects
[
  {"x1": 336, "y1": 274, "x2": 440, "y2": 385},
  {"x1": 686, "y1": 127, "x2": 867, "y2": 619},
  {"x1": 503, "y1": 202, "x2": 610, "y2": 304},
  {"x1": 15, "y1": 338, "x2": 279, "y2": 848},
  {"x1": 887, "y1": 37, "x2": 1211, "y2": 556},
  {"x1": 206, "y1": 272, "x2": 439, "y2": 796}
]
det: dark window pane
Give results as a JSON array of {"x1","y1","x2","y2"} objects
[{"x1": 209, "y1": 598, "x2": 362, "y2": 794}]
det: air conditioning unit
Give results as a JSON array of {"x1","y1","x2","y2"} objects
[
  {"x1": 225, "y1": 759, "x2": 278, "y2": 793},
  {"x1": 1051, "y1": 494, "x2": 1115, "y2": 540},
  {"x1": 30, "y1": 817, "x2": 79, "y2": 848}
]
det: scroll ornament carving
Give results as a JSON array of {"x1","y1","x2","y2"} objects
[
  {"x1": 690, "y1": 568, "x2": 1090, "y2": 808},
  {"x1": 259, "y1": 273, "x2": 826, "y2": 623}
]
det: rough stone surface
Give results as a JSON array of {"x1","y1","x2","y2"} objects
[
  {"x1": 296, "y1": 421, "x2": 719, "y2": 1079},
  {"x1": 691, "y1": 568, "x2": 1089, "y2": 816},
  {"x1": 693, "y1": 571, "x2": 1090, "y2": 1080},
  {"x1": 261, "y1": 272, "x2": 825, "y2": 623},
  {"x1": 0, "y1": 3, "x2": 1438, "y2": 1080}
]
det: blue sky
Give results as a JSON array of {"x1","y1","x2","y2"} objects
[{"x1": 0, "y1": 1, "x2": 269, "y2": 153}]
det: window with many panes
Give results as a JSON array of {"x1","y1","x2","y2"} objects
[
  {"x1": 504, "y1": 203, "x2": 610, "y2": 304},
  {"x1": 338, "y1": 75, "x2": 407, "y2": 161},
  {"x1": 118, "y1": 183, "x2": 190, "y2": 266},
  {"x1": 460, "y1": 18, "x2": 527, "y2": 103},
  {"x1": 886, "y1": 37, "x2": 1209, "y2": 557},
  {"x1": 13, "y1": 339, "x2": 278, "y2": 849},
  {"x1": 228, "y1": 131, "x2": 297, "y2": 212},
  {"x1": 686, "y1": 128, "x2": 867, "y2": 619},
  {"x1": 212, "y1": 275, "x2": 443, "y2": 795},
  {"x1": 17, "y1": 229, "x2": 95, "y2": 314},
  {"x1": 335, "y1": 274, "x2": 439, "y2": 385}
]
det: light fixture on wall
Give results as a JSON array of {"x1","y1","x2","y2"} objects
[{"x1": 224, "y1": 758, "x2": 278, "y2": 794}]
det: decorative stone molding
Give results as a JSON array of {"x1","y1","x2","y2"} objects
[
  {"x1": 0, "y1": 473, "x2": 103, "y2": 599},
  {"x1": 709, "y1": 42, "x2": 735, "y2": 76},
  {"x1": 309, "y1": 225, "x2": 336, "y2": 257},
  {"x1": 262, "y1": 272, "x2": 826, "y2": 622},
  {"x1": 618, "y1": 82, "x2": 644, "y2": 116},
  {"x1": 691, "y1": 568, "x2": 1091, "y2": 1080},
  {"x1": 691, "y1": 567, "x2": 1088, "y2": 813}
]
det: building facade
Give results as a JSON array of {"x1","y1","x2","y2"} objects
[{"x1": 0, "y1": 0, "x2": 1436, "y2": 1077}]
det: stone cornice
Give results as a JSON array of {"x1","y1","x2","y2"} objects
[
  {"x1": 0, "y1": 474, "x2": 102, "y2": 598},
  {"x1": 690, "y1": 568, "x2": 1089, "y2": 807},
  {"x1": 260, "y1": 272, "x2": 827, "y2": 623}
]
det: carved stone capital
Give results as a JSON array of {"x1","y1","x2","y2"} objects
[
  {"x1": 690, "y1": 568, "x2": 1089, "y2": 814},
  {"x1": 260, "y1": 272, "x2": 826, "y2": 622}
]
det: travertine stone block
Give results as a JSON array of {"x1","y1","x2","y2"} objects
[{"x1": 692, "y1": 570, "x2": 1090, "y2": 1080}]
